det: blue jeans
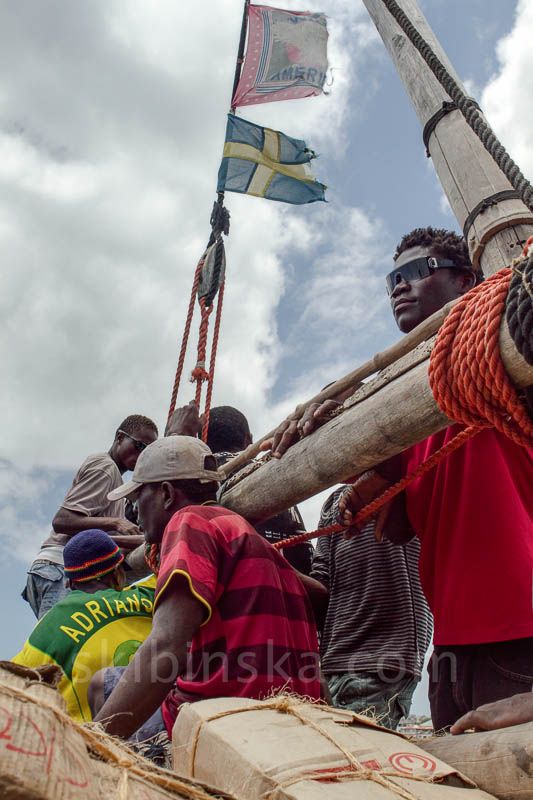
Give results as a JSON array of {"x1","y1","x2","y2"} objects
[
  {"x1": 102, "y1": 666, "x2": 168, "y2": 763},
  {"x1": 328, "y1": 671, "x2": 419, "y2": 730},
  {"x1": 22, "y1": 561, "x2": 69, "y2": 619}
]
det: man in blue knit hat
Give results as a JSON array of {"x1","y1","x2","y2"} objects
[
  {"x1": 13, "y1": 529, "x2": 156, "y2": 724},
  {"x1": 24, "y1": 414, "x2": 158, "y2": 619}
]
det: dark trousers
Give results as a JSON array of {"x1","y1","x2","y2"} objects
[{"x1": 429, "y1": 637, "x2": 533, "y2": 731}]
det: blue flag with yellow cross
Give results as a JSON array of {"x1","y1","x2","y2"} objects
[{"x1": 217, "y1": 114, "x2": 326, "y2": 204}]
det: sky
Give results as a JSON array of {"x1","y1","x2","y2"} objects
[{"x1": 1, "y1": 0, "x2": 531, "y2": 718}]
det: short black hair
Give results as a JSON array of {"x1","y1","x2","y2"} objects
[
  {"x1": 394, "y1": 227, "x2": 472, "y2": 268},
  {"x1": 206, "y1": 406, "x2": 251, "y2": 453},
  {"x1": 168, "y1": 479, "x2": 218, "y2": 504},
  {"x1": 117, "y1": 414, "x2": 158, "y2": 438}
]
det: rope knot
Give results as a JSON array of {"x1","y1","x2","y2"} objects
[{"x1": 191, "y1": 365, "x2": 210, "y2": 383}]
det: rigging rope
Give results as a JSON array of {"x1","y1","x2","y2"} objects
[
  {"x1": 167, "y1": 257, "x2": 204, "y2": 425},
  {"x1": 167, "y1": 200, "x2": 229, "y2": 440},
  {"x1": 378, "y1": 0, "x2": 533, "y2": 213}
]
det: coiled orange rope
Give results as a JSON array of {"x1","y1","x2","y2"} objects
[
  {"x1": 275, "y1": 264, "x2": 533, "y2": 550},
  {"x1": 429, "y1": 267, "x2": 533, "y2": 447}
]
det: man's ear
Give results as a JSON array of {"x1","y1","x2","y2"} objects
[
  {"x1": 457, "y1": 270, "x2": 476, "y2": 294},
  {"x1": 161, "y1": 481, "x2": 179, "y2": 510},
  {"x1": 113, "y1": 565, "x2": 127, "y2": 590}
]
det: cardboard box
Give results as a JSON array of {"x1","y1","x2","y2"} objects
[
  {"x1": 173, "y1": 696, "x2": 497, "y2": 799},
  {"x1": 0, "y1": 661, "x2": 236, "y2": 800}
]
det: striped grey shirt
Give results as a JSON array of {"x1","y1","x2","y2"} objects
[{"x1": 311, "y1": 488, "x2": 433, "y2": 678}]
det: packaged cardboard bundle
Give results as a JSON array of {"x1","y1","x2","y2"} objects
[
  {"x1": 172, "y1": 696, "x2": 497, "y2": 800},
  {"x1": 422, "y1": 726, "x2": 533, "y2": 800},
  {"x1": 0, "y1": 661, "x2": 236, "y2": 800}
]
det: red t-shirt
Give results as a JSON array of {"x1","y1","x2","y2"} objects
[
  {"x1": 155, "y1": 505, "x2": 321, "y2": 734},
  {"x1": 402, "y1": 426, "x2": 533, "y2": 646}
]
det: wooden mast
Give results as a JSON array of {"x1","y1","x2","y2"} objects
[
  {"x1": 361, "y1": 0, "x2": 533, "y2": 275},
  {"x1": 220, "y1": 0, "x2": 533, "y2": 521}
]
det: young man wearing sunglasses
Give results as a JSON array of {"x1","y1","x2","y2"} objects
[
  {"x1": 269, "y1": 226, "x2": 533, "y2": 732},
  {"x1": 23, "y1": 414, "x2": 158, "y2": 619}
]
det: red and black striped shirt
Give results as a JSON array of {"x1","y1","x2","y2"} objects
[{"x1": 155, "y1": 505, "x2": 321, "y2": 732}]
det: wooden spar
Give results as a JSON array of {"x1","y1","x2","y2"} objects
[
  {"x1": 221, "y1": 298, "x2": 460, "y2": 477},
  {"x1": 361, "y1": 0, "x2": 533, "y2": 275},
  {"x1": 230, "y1": 0, "x2": 250, "y2": 112},
  {"x1": 221, "y1": 323, "x2": 533, "y2": 522},
  {"x1": 220, "y1": 0, "x2": 533, "y2": 521}
]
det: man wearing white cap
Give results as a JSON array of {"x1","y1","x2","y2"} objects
[{"x1": 92, "y1": 436, "x2": 325, "y2": 740}]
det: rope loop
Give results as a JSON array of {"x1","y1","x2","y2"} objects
[
  {"x1": 505, "y1": 242, "x2": 533, "y2": 365},
  {"x1": 429, "y1": 268, "x2": 533, "y2": 447}
]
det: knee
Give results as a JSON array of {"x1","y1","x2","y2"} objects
[{"x1": 88, "y1": 669, "x2": 107, "y2": 717}]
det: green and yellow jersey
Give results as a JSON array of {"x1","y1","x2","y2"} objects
[{"x1": 12, "y1": 576, "x2": 155, "y2": 722}]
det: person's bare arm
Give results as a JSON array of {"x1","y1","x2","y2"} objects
[
  {"x1": 52, "y1": 507, "x2": 140, "y2": 538},
  {"x1": 93, "y1": 576, "x2": 205, "y2": 738},
  {"x1": 124, "y1": 544, "x2": 151, "y2": 579},
  {"x1": 164, "y1": 401, "x2": 203, "y2": 437},
  {"x1": 450, "y1": 693, "x2": 533, "y2": 735},
  {"x1": 295, "y1": 571, "x2": 329, "y2": 621},
  {"x1": 266, "y1": 388, "x2": 354, "y2": 460}
]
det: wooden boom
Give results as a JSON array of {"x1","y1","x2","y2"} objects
[
  {"x1": 220, "y1": 0, "x2": 533, "y2": 521},
  {"x1": 221, "y1": 322, "x2": 532, "y2": 522}
]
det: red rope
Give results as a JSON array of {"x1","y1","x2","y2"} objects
[
  {"x1": 273, "y1": 426, "x2": 477, "y2": 549},
  {"x1": 191, "y1": 298, "x2": 213, "y2": 408},
  {"x1": 201, "y1": 280, "x2": 225, "y2": 443},
  {"x1": 167, "y1": 257, "x2": 205, "y2": 423}
]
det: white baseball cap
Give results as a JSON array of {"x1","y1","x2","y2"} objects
[{"x1": 107, "y1": 436, "x2": 221, "y2": 501}]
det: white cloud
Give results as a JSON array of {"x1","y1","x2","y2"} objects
[
  {"x1": 0, "y1": 0, "x2": 388, "y2": 558},
  {"x1": 0, "y1": 461, "x2": 54, "y2": 561},
  {"x1": 481, "y1": 0, "x2": 533, "y2": 182}
]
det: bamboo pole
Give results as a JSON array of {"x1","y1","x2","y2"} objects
[{"x1": 221, "y1": 326, "x2": 533, "y2": 522}]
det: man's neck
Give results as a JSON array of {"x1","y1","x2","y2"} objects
[
  {"x1": 73, "y1": 579, "x2": 114, "y2": 593},
  {"x1": 108, "y1": 445, "x2": 126, "y2": 475}
]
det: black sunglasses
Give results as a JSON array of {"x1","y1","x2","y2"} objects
[
  {"x1": 118, "y1": 429, "x2": 148, "y2": 452},
  {"x1": 385, "y1": 257, "x2": 458, "y2": 296}
]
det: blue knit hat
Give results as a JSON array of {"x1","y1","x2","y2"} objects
[{"x1": 64, "y1": 529, "x2": 124, "y2": 583}]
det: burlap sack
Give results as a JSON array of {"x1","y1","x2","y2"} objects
[
  {"x1": 0, "y1": 661, "x2": 236, "y2": 800},
  {"x1": 422, "y1": 726, "x2": 533, "y2": 800},
  {"x1": 172, "y1": 695, "x2": 498, "y2": 800}
]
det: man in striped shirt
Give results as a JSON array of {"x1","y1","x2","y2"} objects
[
  {"x1": 311, "y1": 487, "x2": 432, "y2": 729},
  {"x1": 93, "y1": 436, "x2": 323, "y2": 739}
]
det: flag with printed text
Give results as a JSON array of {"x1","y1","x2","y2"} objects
[{"x1": 232, "y1": 4, "x2": 328, "y2": 108}]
